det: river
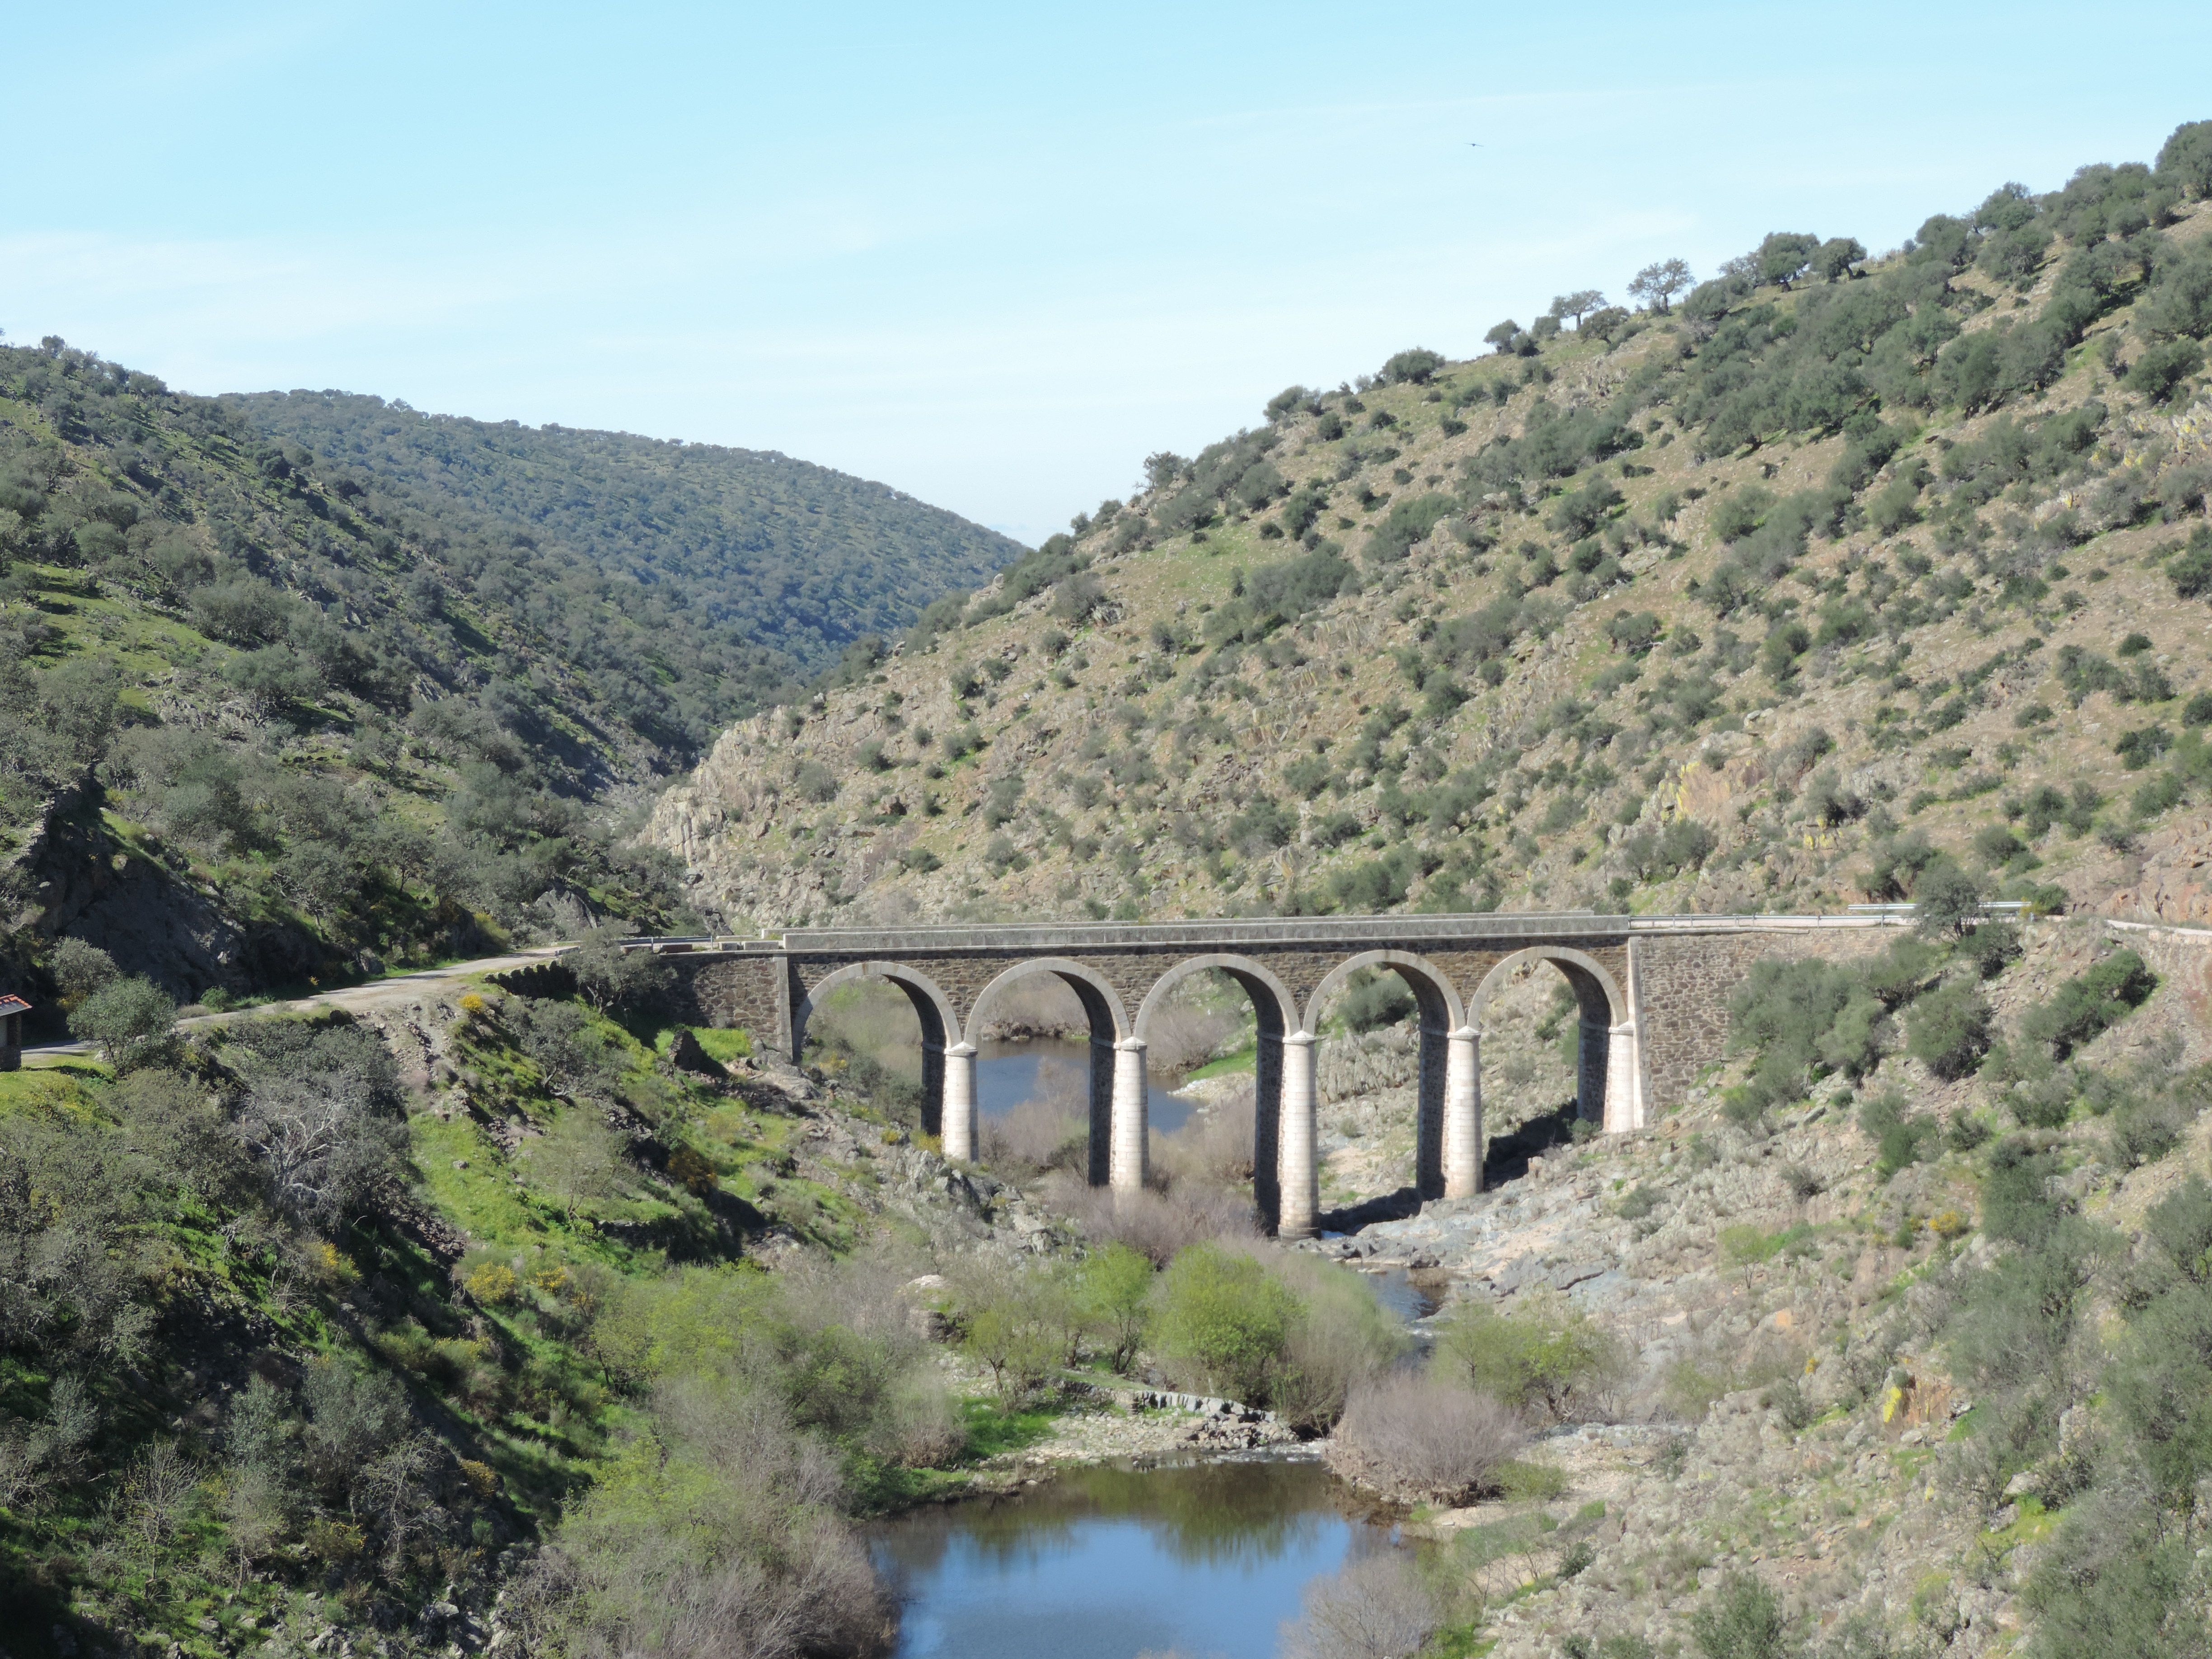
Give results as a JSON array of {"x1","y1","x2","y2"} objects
[
  {"x1": 871, "y1": 1458, "x2": 1407, "y2": 1659},
  {"x1": 975, "y1": 1036, "x2": 1199, "y2": 1134},
  {"x1": 884, "y1": 1041, "x2": 1435, "y2": 1657}
]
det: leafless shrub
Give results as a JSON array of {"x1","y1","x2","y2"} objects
[
  {"x1": 524, "y1": 1380, "x2": 896, "y2": 1659},
  {"x1": 871, "y1": 1369, "x2": 967, "y2": 1467},
  {"x1": 1326, "y1": 1374, "x2": 1524, "y2": 1504},
  {"x1": 1051, "y1": 1179, "x2": 1260, "y2": 1266},
  {"x1": 118, "y1": 1439, "x2": 201, "y2": 1561},
  {"x1": 1279, "y1": 1552, "x2": 1439, "y2": 1659},
  {"x1": 774, "y1": 1241, "x2": 934, "y2": 1364},
  {"x1": 1152, "y1": 1083, "x2": 1257, "y2": 1186},
  {"x1": 223, "y1": 1019, "x2": 411, "y2": 1227},
  {"x1": 1146, "y1": 1001, "x2": 1245, "y2": 1077},
  {"x1": 1243, "y1": 1244, "x2": 1407, "y2": 1433},
  {"x1": 981, "y1": 1095, "x2": 1087, "y2": 1174},
  {"x1": 802, "y1": 981, "x2": 927, "y2": 1079}
]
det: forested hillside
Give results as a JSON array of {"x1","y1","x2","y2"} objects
[
  {"x1": 656, "y1": 122, "x2": 2212, "y2": 942},
  {"x1": 233, "y1": 391, "x2": 1023, "y2": 685},
  {"x1": 0, "y1": 347, "x2": 905, "y2": 1021},
  {"x1": 0, "y1": 339, "x2": 1020, "y2": 1017}
]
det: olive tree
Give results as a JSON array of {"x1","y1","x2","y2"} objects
[
  {"x1": 68, "y1": 977, "x2": 178, "y2": 1072},
  {"x1": 1548, "y1": 289, "x2": 1607, "y2": 327},
  {"x1": 1627, "y1": 258, "x2": 1692, "y2": 314}
]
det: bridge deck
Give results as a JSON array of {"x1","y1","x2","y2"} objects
[{"x1": 624, "y1": 910, "x2": 1898, "y2": 956}]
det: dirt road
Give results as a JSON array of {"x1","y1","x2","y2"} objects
[{"x1": 23, "y1": 947, "x2": 566, "y2": 1063}]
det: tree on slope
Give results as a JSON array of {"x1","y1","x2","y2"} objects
[{"x1": 1628, "y1": 258, "x2": 1692, "y2": 314}]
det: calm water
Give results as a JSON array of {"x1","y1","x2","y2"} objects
[
  {"x1": 872, "y1": 1459, "x2": 1403, "y2": 1659},
  {"x1": 975, "y1": 1037, "x2": 1199, "y2": 1134},
  {"x1": 1360, "y1": 1264, "x2": 1443, "y2": 1325}
]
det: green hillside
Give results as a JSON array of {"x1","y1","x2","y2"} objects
[
  {"x1": 656, "y1": 121, "x2": 2212, "y2": 943},
  {"x1": 0, "y1": 350, "x2": 684, "y2": 1010},
  {"x1": 231, "y1": 391, "x2": 1023, "y2": 685}
]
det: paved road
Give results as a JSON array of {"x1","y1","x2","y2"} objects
[{"x1": 22, "y1": 947, "x2": 565, "y2": 1063}]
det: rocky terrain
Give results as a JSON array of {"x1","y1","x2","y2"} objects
[{"x1": 1265, "y1": 912, "x2": 2212, "y2": 1655}]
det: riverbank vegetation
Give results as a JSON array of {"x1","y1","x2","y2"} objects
[{"x1": 0, "y1": 965, "x2": 1038, "y2": 1659}]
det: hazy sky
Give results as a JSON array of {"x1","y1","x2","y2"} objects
[{"x1": 7, "y1": 3, "x2": 2209, "y2": 543}]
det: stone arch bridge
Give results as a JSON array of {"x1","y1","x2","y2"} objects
[{"x1": 500, "y1": 913, "x2": 1898, "y2": 1238}]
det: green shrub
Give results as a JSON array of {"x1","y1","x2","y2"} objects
[
  {"x1": 1491, "y1": 1457, "x2": 1570, "y2": 1500},
  {"x1": 67, "y1": 976, "x2": 179, "y2": 1072},
  {"x1": 1912, "y1": 857, "x2": 1986, "y2": 937},
  {"x1": 1339, "y1": 968, "x2": 1417, "y2": 1032},
  {"x1": 1379, "y1": 347, "x2": 1446, "y2": 385},
  {"x1": 1726, "y1": 956, "x2": 1882, "y2": 1108},
  {"x1": 1690, "y1": 1571, "x2": 1790, "y2": 1659},
  {"x1": 1858, "y1": 1088, "x2": 1937, "y2": 1178},
  {"x1": 1148, "y1": 1243, "x2": 1298, "y2": 1405},
  {"x1": 1076, "y1": 1243, "x2": 1154, "y2": 1373},
  {"x1": 1858, "y1": 936, "x2": 1940, "y2": 1007},
  {"x1": 1980, "y1": 1138, "x2": 2066, "y2": 1246},
  {"x1": 959, "y1": 1261, "x2": 1072, "y2": 1401},
  {"x1": 2124, "y1": 338, "x2": 2204, "y2": 404},
  {"x1": 2018, "y1": 949, "x2": 2157, "y2": 1059},
  {"x1": 1434, "y1": 1293, "x2": 1626, "y2": 1421},
  {"x1": 1283, "y1": 754, "x2": 1334, "y2": 799},
  {"x1": 1906, "y1": 979, "x2": 1993, "y2": 1080}
]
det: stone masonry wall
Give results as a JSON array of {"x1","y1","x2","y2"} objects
[{"x1": 1634, "y1": 926, "x2": 1897, "y2": 1113}]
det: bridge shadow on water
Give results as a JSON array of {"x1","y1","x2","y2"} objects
[{"x1": 1315, "y1": 1101, "x2": 1582, "y2": 1235}]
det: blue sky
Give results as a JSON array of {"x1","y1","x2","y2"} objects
[{"x1": 6, "y1": 4, "x2": 2209, "y2": 543}]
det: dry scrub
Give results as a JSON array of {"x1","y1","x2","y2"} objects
[{"x1": 1326, "y1": 1374, "x2": 1524, "y2": 1505}]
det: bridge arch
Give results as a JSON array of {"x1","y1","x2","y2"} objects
[
  {"x1": 965, "y1": 957, "x2": 1132, "y2": 1187},
  {"x1": 1304, "y1": 950, "x2": 1466, "y2": 1206},
  {"x1": 1134, "y1": 953, "x2": 1299, "y2": 1225},
  {"x1": 792, "y1": 961, "x2": 962, "y2": 1141},
  {"x1": 1303, "y1": 948, "x2": 1466, "y2": 1035},
  {"x1": 1468, "y1": 946, "x2": 1625, "y2": 1025},
  {"x1": 963, "y1": 957, "x2": 1131, "y2": 1049},
  {"x1": 1469, "y1": 947, "x2": 1640, "y2": 1133}
]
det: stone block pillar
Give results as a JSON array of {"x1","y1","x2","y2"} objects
[
  {"x1": 1277, "y1": 1031, "x2": 1319, "y2": 1239},
  {"x1": 1415, "y1": 1020, "x2": 1447, "y2": 1201},
  {"x1": 1253, "y1": 1030, "x2": 1283, "y2": 1228},
  {"x1": 1109, "y1": 1037, "x2": 1148, "y2": 1192},
  {"x1": 1604, "y1": 1022, "x2": 1640, "y2": 1132},
  {"x1": 1087, "y1": 1033, "x2": 1115, "y2": 1187},
  {"x1": 1577, "y1": 1018, "x2": 1610, "y2": 1124},
  {"x1": 1443, "y1": 1026, "x2": 1482, "y2": 1198},
  {"x1": 941, "y1": 1043, "x2": 979, "y2": 1161}
]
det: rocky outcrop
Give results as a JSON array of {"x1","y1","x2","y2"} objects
[{"x1": 8, "y1": 782, "x2": 251, "y2": 998}]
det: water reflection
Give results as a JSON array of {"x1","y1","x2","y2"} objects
[
  {"x1": 873, "y1": 1460, "x2": 1402, "y2": 1659},
  {"x1": 976, "y1": 1037, "x2": 1197, "y2": 1134}
]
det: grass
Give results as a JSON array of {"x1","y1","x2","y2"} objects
[
  {"x1": 687, "y1": 1025, "x2": 756, "y2": 1064},
  {"x1": 848, "y1": 1393, "x2": 1070, "y2": 1512},
  {"x1": 1183, "y1": 1041, "x2": 1257, "y2": 1081}
]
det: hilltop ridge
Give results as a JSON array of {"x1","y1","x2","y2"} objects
[
  {"x1": 231, "y1": 391, "x2": 1022, "y2": 686},
  {"x1": 653, "y1": 122, "x2": 2212, "y2": 946}
]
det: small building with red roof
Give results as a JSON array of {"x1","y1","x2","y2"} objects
[{"x1": 0, "y1": 994, "x2": 28, "y2": 1070}]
